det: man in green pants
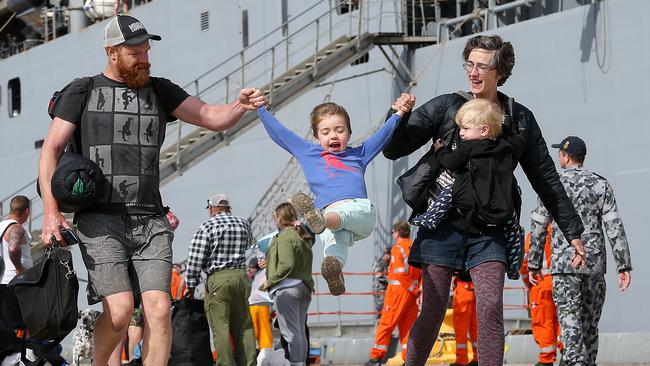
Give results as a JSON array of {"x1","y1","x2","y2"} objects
[{"x1": 185, "y1": 194, "x2": 256, "y2": 366}]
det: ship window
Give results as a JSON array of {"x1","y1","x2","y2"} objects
[
  {"x1": 200, "y1": 11, "x2": 209, "y2": 31},
  {"x1": 336, "y1": 0, "x2": 359, "y2": 15},
  {"x1": 8, "y1": 78, "x2": 20, "y2": 118}
]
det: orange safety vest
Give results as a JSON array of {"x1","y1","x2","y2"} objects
[
  {"x1": 387, "y1": 237, "x2": 422, "y2": 294},
  {"x1": 170, "y1": 270, "x2": 187, "y2": 300}
]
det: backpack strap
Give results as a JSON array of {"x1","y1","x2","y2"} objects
[
  {"x1": 454, "y1": 90, "x2": 473, "y2": 102},
  {"x1": 69, "y1": 76, "x2": 95, "y2": 154}
]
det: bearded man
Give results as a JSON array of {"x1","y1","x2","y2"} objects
[{"x1": 38, "y1": 15, "x2": 267, "y2": 366}]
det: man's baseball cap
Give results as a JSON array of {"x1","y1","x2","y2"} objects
[
  {"x1": 551, "y1": 136, "x2": 587, "y2": 156},
  {"x1": 206, "y1": 194, "x2": 230, "y2": 209},
  {"x1": 103, "y1": 15, "x2": 161, "y2": 47}
]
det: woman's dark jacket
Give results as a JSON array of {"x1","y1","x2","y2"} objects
[{"x1": 382, "y1": 91, "x2": 584, "y2": 242}]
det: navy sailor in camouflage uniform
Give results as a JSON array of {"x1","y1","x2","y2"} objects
[{"x1": 527, "y1": 136, "x2": 633, "y2": 366}]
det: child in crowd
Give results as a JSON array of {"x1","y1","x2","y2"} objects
[
  {"x1": 409, "y1": 98, "x2": 524, "y2": 279},
  {"x1": 257, "y1": 95, "x2": 415, "y2": 295}
]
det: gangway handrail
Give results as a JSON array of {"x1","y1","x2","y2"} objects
[{"x1": 181, "y1": 0, "x2": 327, "y2": 89}]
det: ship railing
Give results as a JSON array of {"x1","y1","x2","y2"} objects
[
  {"x1": 0, "y1": 0, "x2": 155, "y2": 60},
  {"x1": 161, "y1": 0, "x2": 370, "y2": 154},
  {"x1": 308, "y1": 271, "x2": 529, "y2": 335},
  {"x1": 0, "y1": 0, "x2": 389, "y2": 238}
]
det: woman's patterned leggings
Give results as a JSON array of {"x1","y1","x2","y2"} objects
[{"x1": 406, "y1": 261, "x2": 506, "y2": 366}]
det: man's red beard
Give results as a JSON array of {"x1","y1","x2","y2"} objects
[{"x1": 116, "y1": 55, "x2": 151, "y2": 89}]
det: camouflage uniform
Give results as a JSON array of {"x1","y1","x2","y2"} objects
[
  {"x1": 372, "y1": 256, "x2": 389, "y2": 319},
  {"x1": 528, "y1": 167, "x2": 632, "y2": 366}
]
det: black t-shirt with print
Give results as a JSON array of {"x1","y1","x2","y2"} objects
[{"x1": 51, "y1": 73, "x2": 190, "y2": 214}]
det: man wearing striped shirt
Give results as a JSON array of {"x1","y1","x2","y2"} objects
[{"x1": 185, "y1": 193, "x2": 256, "y2": 366}]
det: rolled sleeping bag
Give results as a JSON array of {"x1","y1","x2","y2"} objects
[{"x1": 37, "y1": 152, "x2": 107, "y2": 213}]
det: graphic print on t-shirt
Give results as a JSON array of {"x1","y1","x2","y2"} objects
[
  {"x1": 115, "y1": 88, "x2": 138, "y2": 113},
  {"x1": 140, "y1": 147, "x2": 158, "y2": 175},
  {"x1": 86, "y1": 114, "x2": 112, "y2": 145},
  {"x1": 112, "y1": 176, "x2": 139, "y2": 203},
  {"x1": 139, "y1": 88, "x2": 158, "y2": 115},
  {"x1": 91, "y1": 145, "x2": 112, "y2": 174},
  {"x1": 139, "y1": 116, "x2": 159, "y2": 145},
  {"x1": 113, "y1": 114, "x2": 139, "y2": 144},
  {"x1": 79, "y1": 79, "x2": 168, "y2": 211},
  {"x1": 320, "y1": 151, "x2": 359, "y2": 178},
  {"x1": 88, "y1": 87, "x2": 114, "y2": 112}
]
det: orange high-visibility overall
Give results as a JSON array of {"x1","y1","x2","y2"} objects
[
  {"x1": 370, "y1": 237, "x2": 422, "y2": 361},
  {"x1": 453, "y1": 278, "x2": 478, "y2": 364},
  {"x1": 521, "y1": 226, "x2": 562, "y2": 363}
]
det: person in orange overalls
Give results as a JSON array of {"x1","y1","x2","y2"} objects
[
  {"x1": 521, "y1": 225, "x2": 562, "y2": 366},
  {"x1": 365, "y1": 221, "x2": 422, "y2": 366},
  {"x1": 451, "y1": 271, "x2": 478, "y2": 366}
]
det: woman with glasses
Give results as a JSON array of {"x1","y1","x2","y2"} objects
[{"x1": 382, "y1": 35, "x2": 585, "y2": 366}]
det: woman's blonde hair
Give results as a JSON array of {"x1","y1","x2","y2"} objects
[
  {"x1": 274, "y1": 202, "x2": 314, "y2": 244},
  {"x1": 310, "y1": 102, "x2": 351, "y2": 137},
  {"x1": 455, "y1": 99, "x2": 503, "y2": 139}
]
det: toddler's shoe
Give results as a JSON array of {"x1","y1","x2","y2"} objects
[
  {"x1": 290, "y1": 192, "x2": 326, "y2": 234},
  {"x1": 321, "y1": 256, "x2": 346, "y2": 296}
]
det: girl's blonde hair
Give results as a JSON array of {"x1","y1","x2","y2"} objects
[
  {"x1": 455, "y1": 99, "x2": 503, "y2": 139},
  {"x1": 310, "y1": 102, "x2": 351, "y2": 137},
  {"x1": 274, "y1": 203, "x2": 314, "y2": 244}
]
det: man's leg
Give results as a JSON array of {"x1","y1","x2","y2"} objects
[
  {"x1": 229, "y1": 270, "x2": 257, "y2": 366},
  {"x1": 369, "y1": 287, "x2": 401, "y2": 361},
  {"x1": 140, "y1": 290, "x2": 171, "y2": 365},
  {"x1": 453, "y1": 290, "x2": 472, "y2": 365},
  {"x1": 204, "y1": 272, "x2": 236, "y2": 366},
  {"x1": 406, "y1": 264, "x2": 454, "y2": 366},
  {"x1": 94, "y1": 292, "x2": 135, "y2": 366},
  {"x1": 553, "y1": 274, "x2": 587, "y2": 366},
  {"x1": 396, "y1": 292, "x2": 418, "y2": 361},
  {"x1": 536, "y1": 278, "x2": 559, "y2": 364},
  {"x1": 582, "y1": 274, "x2": 606, "y2": 366}
]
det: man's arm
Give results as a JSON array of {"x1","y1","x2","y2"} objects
[
  {"x1": 601, "y1": 182, "x2": 633, "y2": 282},
  {"x1": 185, "y1": 226, "x2": 212, "y2": 290},
  {"x1": 172, "y1": 88, "x2": 266, "y2": 132},
  {"x1": 527, "y1": 199, "x2": 552, "y2": 285},
  {"x1": 38, "y1": 117, "x2": 77, "y2": 245},
  {"x1": 5, "y1": 225, "x2": 27, "y2": 274}
]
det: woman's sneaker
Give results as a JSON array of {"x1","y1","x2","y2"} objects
[
  {"x1": 321, "y1": 256, "x2": 346, "y2": 296},
  {"x1": 290, "y1": 192, "x2": 326, "y2": 234}
]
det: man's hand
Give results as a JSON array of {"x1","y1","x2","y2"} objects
[
  {"x1": 570, "y1": 238, "x2": 586, "y2": 269},
  {"x1": 183, "y1": 287, "x2": 194, "y2": 300},
  {"x1": 41, "y1": 210, "x2": 71, "y2": 247},
  {"x1": 529, "y1": 269, "x2": 543, "y2": 286},
  {"x1": 258, "y1": 258, "x2": 266, "y2": 269},
  {"x1": 618, "y1": 271, "x2": 631, "y2": 292},
  {"x1": 238, "y1": 88, "x2": 267, "y2": 110},
  {"x1": 392, "y1": 93, "x2": 416, "y2": 116},
  {"x1": 433, "y1": 139, "x2": 445, "y2": 151}
]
